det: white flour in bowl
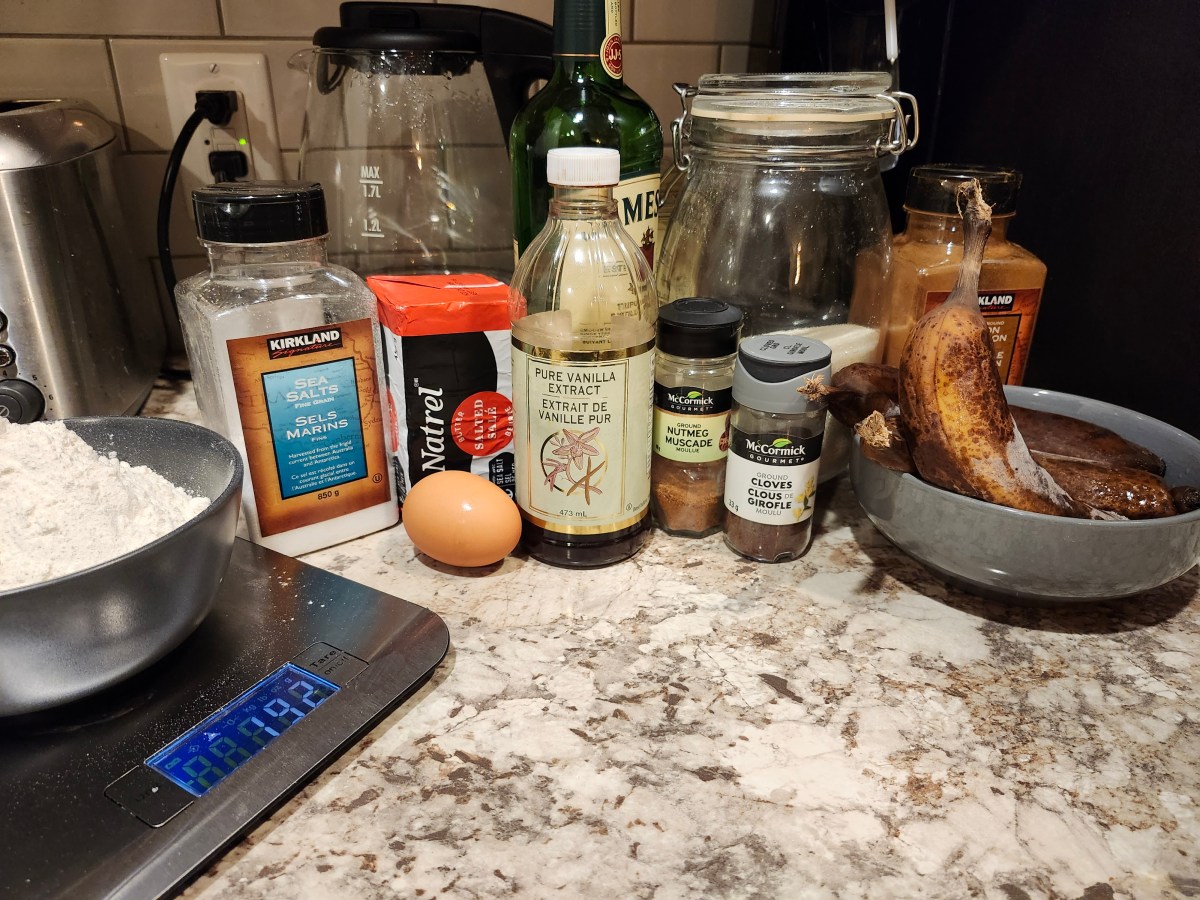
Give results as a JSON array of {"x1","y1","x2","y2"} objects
[{"x1": 0, "y1": 419, "x2": 210, "y2": 591}]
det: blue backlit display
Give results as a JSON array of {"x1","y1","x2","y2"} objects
[{"x1": 147, "y1": 663, "x2": 339, "y2": 797}]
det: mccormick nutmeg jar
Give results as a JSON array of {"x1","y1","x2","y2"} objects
[{"x1": 651, "y1": 298, "x2": 743, "y2": 537}]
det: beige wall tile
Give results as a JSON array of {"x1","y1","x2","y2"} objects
[
  {"x1": 221, "y1": 0, "x2": 343, "y2": 38},
  {"x1": 118, "y1": 153, "x2": 202, "y2": 260},
  {"x1": 633, "y1": 0, "x2": 753, "y2": 44},
  {"x1": 0, "y1": 39, "x2": 122, "y2": 139},
  {"x1": 719, "y1": 44, "x2": 750, "y2": 74},
  {"x1": 439, "y1": 0, "x2": 554, "y2": 26},
  {"x1": 1, "y1": 0, "x2": 219, "y2": 36},
  {"x1": 110, "y1": 39, "x2": 310, "y2": 152},
  {"x1": 623, "y1": 42, "x2": 718, "y2": 139}
]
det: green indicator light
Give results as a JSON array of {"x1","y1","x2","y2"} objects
[{"x1": 238, "y1": 137, "x2": 248, "y2": 146}]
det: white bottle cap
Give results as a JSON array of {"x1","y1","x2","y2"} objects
[{"x1": 546, "y1": 147, "x2": 621, "y2": 187}]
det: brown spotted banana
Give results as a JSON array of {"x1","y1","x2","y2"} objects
[{"x1": 897, "y1": 180, "x2": 1099, "y2": 518}]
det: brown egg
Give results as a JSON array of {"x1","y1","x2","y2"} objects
[{"x1": 402, "y1": 471, "x2": 521, "y2": 567}]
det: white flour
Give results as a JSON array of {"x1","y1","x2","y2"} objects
[{"x1": 0, "y1": 419, "x2": 210, "y2": 591}]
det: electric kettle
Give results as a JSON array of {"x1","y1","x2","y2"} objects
[{"x1": 292, "y1": 2, "x2": 553, "y2": 278}]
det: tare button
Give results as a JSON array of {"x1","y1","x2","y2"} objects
[{"x1": 291, "y1": 642, "x2": 367, "y2": 687}]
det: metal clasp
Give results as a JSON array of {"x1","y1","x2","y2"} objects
[
  {"x1": 874, "y1": 90, "x2": 920, "y2": 156},
  {"x1": 670, "y1": 82, "x2": 698, "y2": 173}
]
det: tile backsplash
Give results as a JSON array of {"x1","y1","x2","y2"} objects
[{"x1": 1, "y1": 0, "x2": 780, "y2": 356}]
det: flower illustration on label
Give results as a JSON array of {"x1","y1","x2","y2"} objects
[
  {"x1": 541, "y1": 427, "x2": 607, "y2": 504},
  {"x1": 794, "y1": 475, "x2": 817, "y2": 518}
]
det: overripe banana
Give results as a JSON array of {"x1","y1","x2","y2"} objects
[{"x1": 896, "y1": 180, "x2": 1094, "y2": 517}]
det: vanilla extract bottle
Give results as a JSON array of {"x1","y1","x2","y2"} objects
[{"x1": 509, "y1": 147, "x2": 658, "y2": 568}]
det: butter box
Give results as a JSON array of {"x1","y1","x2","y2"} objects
[{"x1": 369, "y1": 274, "x2": 514, "y2": 505}]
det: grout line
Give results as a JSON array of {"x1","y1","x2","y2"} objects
[{"x1": 103, "y1": 38, "x2": 133, "y2": 151}]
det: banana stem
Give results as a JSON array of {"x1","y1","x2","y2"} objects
[{"x1": 947, "y1": 179, "x2": 993, "y2": 311}]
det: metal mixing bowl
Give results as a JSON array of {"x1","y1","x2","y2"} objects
[
  {"x1": 0, "y1": 417, "x2": 242, "y2": 716},
  {"x1": 850, "y1": 386, "x2": 1200, "y2": 602}
]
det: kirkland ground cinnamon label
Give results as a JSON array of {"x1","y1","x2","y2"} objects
[{"x1": 925, "y1": 288, "x2": 1043, "y2": 384}]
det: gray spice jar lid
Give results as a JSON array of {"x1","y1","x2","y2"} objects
[{"x1": 733, "y1": 334, "x2": 832, "y2": 414}]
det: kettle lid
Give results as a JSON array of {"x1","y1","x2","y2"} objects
[
  {"x1": 315, "y1": 2, "x2": 482, "y2": 53},
  {"x1": 0, "y1": 99, "x2": 114, "y2": 171}
]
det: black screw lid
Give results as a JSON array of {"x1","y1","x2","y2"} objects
[
  {"x1": 192, "y1": 181, "x2": 329, "y2": 244},
  {"x1": 657, "y1": 298, "x2": 744, "y2": 358},
  {"x1": 905, "y1": 164, "x2": 1023, "y2": 216}
]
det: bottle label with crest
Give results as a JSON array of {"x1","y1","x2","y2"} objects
[
  {"x1": 601, "y1": 0, "x2": 623, "y2": 77},
  {"x1": 614, "y1": 171, "x2": 661, "y2": 268}
]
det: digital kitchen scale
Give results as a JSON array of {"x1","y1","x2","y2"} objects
[{"x1": 0, "y1": 538, "x2": 450, "y2": 900}]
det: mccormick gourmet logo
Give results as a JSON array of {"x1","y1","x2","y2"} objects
[
  {"x1": 267, "y1": 327, "x2": 343, "y2": 359},
  {"x1": 665, "y1": 387, "x2": 714, "y2": 412}
]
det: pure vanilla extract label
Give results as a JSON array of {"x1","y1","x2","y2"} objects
[
  {"x1": 925, "y1": 288, "x2": 1042, "y2": 385},
  {"x1": 227, "y1": 318, "x2": 390, "y2": 536},
  {"x1": 511, "y1": 342, "x2": 653, "y2": 535},
  {"x1": 653, "y1": 383, "x2": 731, "y2": 464},
  {"x1": 723, "y1": 427, "x2": 822, "y2": 526}
]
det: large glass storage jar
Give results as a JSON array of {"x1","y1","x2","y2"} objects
[{"x1": 656, "y1": 72, "x2": 917, "y2": 479}]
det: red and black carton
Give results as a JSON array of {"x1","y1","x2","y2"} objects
[{"x1": 369, "y1": 274, "x2": 514, "y2": 505}]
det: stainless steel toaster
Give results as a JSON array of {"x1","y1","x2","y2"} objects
[{"x1": 0, "y1": 99, "x2": 166, "y2": 422}]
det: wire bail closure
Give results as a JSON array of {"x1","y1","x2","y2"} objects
[{"x1": 670, "y1": 81, "x2": 698, "y2": 173}]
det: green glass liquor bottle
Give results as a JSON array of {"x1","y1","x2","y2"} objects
[{"x1": 509, "y1": 0, "x2": 663, "y2": 268}]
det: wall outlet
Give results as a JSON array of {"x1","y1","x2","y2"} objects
[{"x1": 160, "y1": 52, "x2": 284, "y2": 201}]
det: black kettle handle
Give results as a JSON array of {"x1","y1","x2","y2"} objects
[{"x1": 333, "y1": 2, "x2": 553, "y2": 140}]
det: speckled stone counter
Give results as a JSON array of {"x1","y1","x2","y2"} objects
[{"x1": 145, "y1": 378, "x2": 1200, "y2": 900}]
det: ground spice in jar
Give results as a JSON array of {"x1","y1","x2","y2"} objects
[
  {"x1": 651, "y1": 298, "x2": 743, "y2": 537},
  {"x1": 723, "y1": 334, "x2": 832, "y2": 562}
]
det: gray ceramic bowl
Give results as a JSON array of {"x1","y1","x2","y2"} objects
[
  {"x1": 850, "y1": 386, "x2": 1200, "y2": 602},
  {"x1": 0, "y1": 417, "x2": 243, "y2": 716}
]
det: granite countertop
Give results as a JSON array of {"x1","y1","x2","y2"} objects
[{"x1": 145, "y1": 378, "x2": 1200, "y2": 900}]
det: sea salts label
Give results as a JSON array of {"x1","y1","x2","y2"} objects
[
  {"x1": 723, "y1": 427, "x2": 823, "y2": 526},
  {"x1": 653, "y1": 383, "x2": 731, "y2": 464},
  {"x1": 227, "y1": 317, "x2": 390, "y2": 536},
  {"x1": 512, "y1": 342, "x2": 653, "y2": 535}
]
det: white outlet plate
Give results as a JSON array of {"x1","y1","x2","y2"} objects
[{"x1": 160, "y1": 52, "x2": 283, "y2": 201}]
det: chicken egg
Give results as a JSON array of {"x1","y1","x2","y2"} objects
[{"x1": 402, "y1": 471, "x2": 522, "y2": 567}]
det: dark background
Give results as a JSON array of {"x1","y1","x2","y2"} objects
[{"x1": 778, "y1": 0, "x2": 1200, "y2": 437}]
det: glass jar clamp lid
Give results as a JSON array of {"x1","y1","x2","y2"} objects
[{"x1": 671, "y1": 72, "x2": 919, "y2": 171}]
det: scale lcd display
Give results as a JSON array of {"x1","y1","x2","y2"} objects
[{"x1": 147, "y1": 663, "x2": 339, "y2": 797}]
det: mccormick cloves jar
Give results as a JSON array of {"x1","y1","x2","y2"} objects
[{"x1": 723, "y1": 334, "x2": 832, "y2": 563}]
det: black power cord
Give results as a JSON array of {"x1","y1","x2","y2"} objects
[{"x1": 157, "y1": 90, "x2": 239, "y2": 300}]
